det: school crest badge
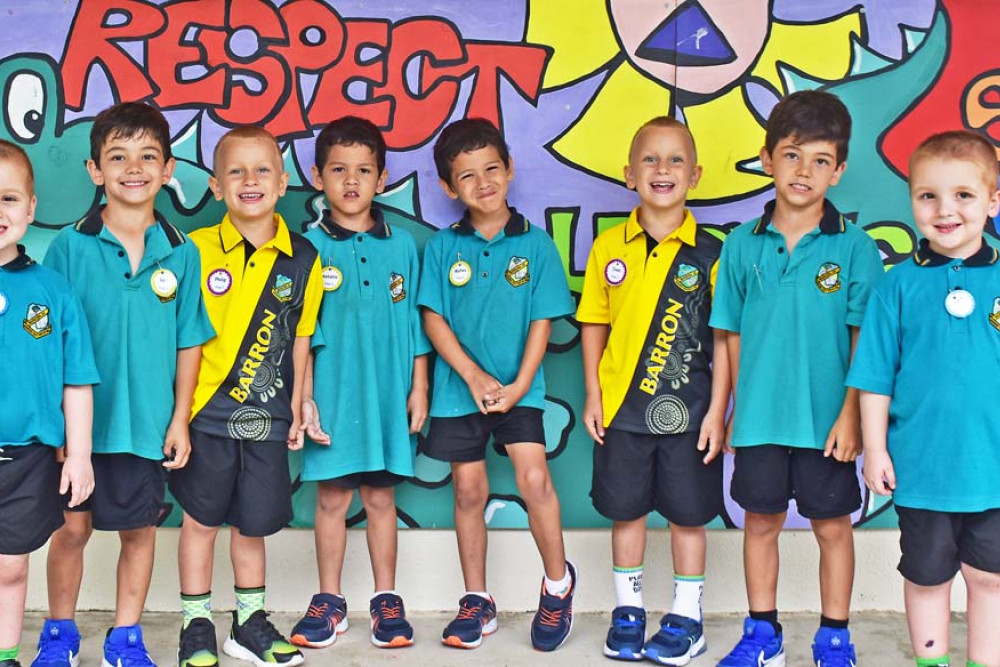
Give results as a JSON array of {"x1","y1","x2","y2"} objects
[
  {"x1": 390, "y1": 272, "x2": 406, "y2": 303},
  {"x1": 505, "y1": 256, "x2": 529, "y2": 287},
  {"x1": 815, "y1": 262, "x2": 842, "y2": 294},
  {"x1": 674, "y1": 264, "x2": 700, "y2": 292},
  {"x1": 990, "y1": 298, "x2": 1000, "y2": 332},
  {"x1": 272, "y1": 274, "x2": 293, "y2": 302},
  {"x1": 23, "y1": 303, "x2": 52, "y2": 339}
]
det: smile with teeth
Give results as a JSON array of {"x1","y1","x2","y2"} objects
[
  {"x1": 239, "y1": 192, "x2": 264, "y2": 202},
  {"x1": 121, "y1": 180, "x2": 148, "y2": 187},
  {"x1": 650, "y1": 181, "x2": 675, "y2": 192},
  {"x1": 935, "y1": 222, "x2": 960, "y2": 233}
]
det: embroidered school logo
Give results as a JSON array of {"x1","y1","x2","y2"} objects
[
  {"x1": 272, "y1": 274, "x2": 293, "y2": 302},
  {"x1": 674, "y1": 264, "x2": 701, "y2": 292},
  {"x1": 390, "y1": 272, "x2": 406, "y2": 303},
  {"x1": 207, "y1": 268, "x2": 233, "y2": 296},
  {"x1": 815, "y1": 262, "x2": 842, "y2": 293},
  {"x1": 23, "y1": 303, "x2": 52, "y2": 339},
  {"x1": 990, "y1": 298, "x2": 1000, "y2": 332},
  {"x1": 605, "y1": 258, "x2": 627, "y2": 286},
  {"x1": 505, "y1": 256, "x2": 530, "y2": 287}
]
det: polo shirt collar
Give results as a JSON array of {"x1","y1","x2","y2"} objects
[
  {"x1": 625, "y1": 208, "x2": 698, "y2": 246},
  {"x1": 914, "y1": 237, "x2": 998, "y2": 267},
  {"x1": 74, "y1": 205, "x2": 182, "y2": 263},
  {"x1": 220, "y1": 213, "x2": 295, "y2": 256},
  {"x1": 0, "y1": 245, "x2": 35, "y2": 271},
  {"x1": 753, "y1": 199, "x2": 846, "y2": 235},
  {"x1": 452, "y1": 207, "x2": 530, "y2": 236},
  {"x1": 317, "y1": 206, "x2": 391, "y2": 240}
]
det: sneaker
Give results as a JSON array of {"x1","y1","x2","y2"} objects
[
  {"x1": 369, "y1": 593, "x2": 414, "y2": 648},
  {"x1": 102, "y1": 625, "x2": 156, "y2": 667},
  {"x1": 0, "y1": 660, "x2": 23, "y2": 667},
  {"x1": 602, "y1": 606, "x2": 646, "y2": 661},
  {"x1": 530, "y1": 560, "x2": 578, "y2": 652},
  {"x1": 289, "y1": 594, "x2": 348, "y2": 648},
  {"x1": 441, "y1": 594, "x2": 498, "y2": 649},
  {"x1": 716, "y1": 617, "x2": 785, "y2": 667},
  {"x1": 811, "y1": 627, "x2": 857, "y2": 667},
  {"x1": 32, "y1": 619, "x2": 81, "y2": 667},
  {"x1": 643, "y1": 614, "x2": 706, "y2": 666},
  {"x1": 222, "y1": 611, "x2": 304, "y2": 667},
  {"x1": 178, "y1": 618, "x2": 219, "y2": 667}
]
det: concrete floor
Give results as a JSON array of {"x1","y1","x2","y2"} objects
[{"x1": 21, "y1": 611, "x2": 962, "y2": 666}]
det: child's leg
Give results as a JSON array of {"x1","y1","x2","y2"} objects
[
  {"x1": 359, "y1": 485, "x2": 398, "y2": 592},
  {"x1": 314, "y1": 483, "x2": 353, "y2": 594},
  {"x1": 904, "y1": 578, "x2": 952, "y2": 661},
  {"x1": 46, "y1": 511, "x2": 92, "y2": 619},
  {"x1": 506, "y1": 443, "x2": 566, "y2": 580},
  {"x1": 811, "y1": 515, "x2": 855, "y2": 620},
  {"x1": 451, "y1": 460, "x2": 490, "y2": 592},
  {"x1": 230, "y1": 528, "x2": 266, "y2": 588},
  {"x1": 744, "y1": 510, "x2": 785, "y2": 612},
  {"x1": 962, "y1": 563, "x2": 1000, "y2": 667},
  {"x1": 114, "y1": 526, "x2": 156, "y2": 627},
  {"x1": 178, "y1": 512, "x2": 220, "y2": 594},
  {"x1": 0, "y1": 554, "x2": 29, "y2": 652},
  {"x1": 671, "y1": 523, "x2": 707, "y2": 576},
  {"x1": 611, "y1": 518, "x2": 646, "y2": 606}
]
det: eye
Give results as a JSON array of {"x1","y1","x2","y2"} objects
[
  {"x1": 671, "y1": 156, "x2": 684, "y2": 163},
  {"x1": 918, "y1": 192, "x2": 935, "y2": 200},
  {"x1": 109, "y1": 154, "x2": 125, "y2": 162},
  {"x1": 643, "y1": 156, "x2": 656, "y2": 163},
  {"x1": 4, "y1": 72, "x2": 45, "y2": 144},
  {"x1": 957, "y1": 191, "x2": 974, "y2": 199},
  {"x1": 816, "y1": 158, "x2": 829, "y2": 166},
  {"x1": 360, "y1": 167, "x2": 372, "y2": 174},
  {"x1": 784, "y1": 152, "x2": 798, "y2": 160},
  {"x1": 258, "y1": 166, "x2": 271, "y2": 174},
  {"x1": 229, "y1": 167, "x2": 243, "y2": 176},
  {"x1": 1, "y1": 194, "x2": 18, "y2": 203},
  {"x1": 331, "y1": 166, "x2": 344, "y2": 173},
  {"x1": 142, "y1": 153, "x2": 159, "y2": 161}
]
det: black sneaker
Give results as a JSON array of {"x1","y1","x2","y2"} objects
[
  {"x1": 222, "y1": 611, "x2": 303, "y2": 667},
  {"x1": 178, "y1": 618, "x2": 218, "y2": 667}
]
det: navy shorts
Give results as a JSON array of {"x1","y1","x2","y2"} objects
[
  {"x1": 321, "y1": 470, "x2": 407, "y2": 489},
  {"x1": 66, "y1": 453, "x2": 166, "y2": 531},
  {"x1": 0, "y1": 444, "x2": 64, "y2": 555},
  {"x1": 897, "y1": 506, "x2": 1000, "y2": 586},
  {"x1": 422, "y1": 407, "x2": 546, "y2": 462}
]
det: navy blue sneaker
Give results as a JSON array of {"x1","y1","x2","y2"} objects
[
  {"x1": 530, "y1": 561, "x2": 578, "y2": 652},
  {"x1": 289, "y1": 593, "x2": 348, "y2": 648},
  {"x1": 442, "y1": 594, "x2": 498, "y2": 649},
  {"x1": 223, "y1": 611, "x2": 303, "y2": 667},
  {"x1": 716, "y1": 617, "x2": 785, "y2": 667},
  {"x1": 643, "y1": 613, "x2": 706, "y2": 666},
  {"x1": 811, "y1": 626, "x2": 856, "y2": 667},
  {"x1": 32, "y1": 619, "x2": 81, "y2": 667},
  {"x1": 369, "y1": 593, "x2": 414, "y2": 648},
  {"x1": 602, "y1": 606, "x2": 645, "y2": 661},
  {"x1": 101, "y1": 625, "x2": 156, "y2": 667}
]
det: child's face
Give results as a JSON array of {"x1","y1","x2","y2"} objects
[
  {"x1": 761, "y1": 137, "x2": 845, "y2": 212},
  {"x1": 312, "y1": 143, "x2": 386, "y2": 221},
  {"x1": 0, "y1": 158, "x2": 36, "y2": 264},
  {"x1": 910, "y1": 156, "x2": 1000, "y2": 259},
  {"x1": 210, "y1": 137, "x2": 288, "y2": 226},
  {"x1": 624, "y1": 126, "x2": 701, "y2": 213},
  {"x1": 87, "y1": 131, "x2": 174, "y2": 208},
  {"x1": 439, "y1": 145, "x2": 513, "y2": 221}
]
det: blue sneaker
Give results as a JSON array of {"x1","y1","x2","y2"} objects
[
  {"x1": 369, "y1": 593, "x2": 414, "y2": 648},
  {"x1": 811, "y1": 627, "x2": 857, "y2": 667},
  {"x1": 602, "y1": 606, "x2": 646, "y2": 661},
  {"x1": 289, "y1": 593, "x2": 348, "y2": 648},
  {"x1": 716, "y1": 617, "x2": 785, "y2": 667},
  {"x1": 102, "y1": 625, "x2": 156, "y2": 667},
  {"x1": 530, "y1": 561, "x2": 578, "y2": 652},
  {"x1": 32, "y1": 619, "x2": 81, "y2": 667},
  {"x1": 643, "y1": 614, "x2": 706, "y2": 666},
  {"x1": 442, "y1": 594, "x2": 498, "y2": 649}
]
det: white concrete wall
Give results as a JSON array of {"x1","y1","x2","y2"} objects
[{"x1": 25, "y1": 529, "x2": 968, "y2": 613}]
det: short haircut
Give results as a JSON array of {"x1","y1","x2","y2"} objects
[
  {"x1": 212, "y1": 125, "x2": 283, "y2": 175},
  {"x1": 314, "y1": 116, "x2": 386, "y2": 173},
  {"x1": 0, "y1": 139, "x2": 34, "y2": 194},
  {"x1": 629, "y1": 116, "x2": 698, "y2": 162},
  {"x1": 908, "y1": 130, "x2": 999, "y2": 190},
  {"x1": 90, "y1": 102, "x2": 172, "y2": 164},
  {"x1": 433, "y1": 118, "x2": 510, "y2": 183},
  {"x1": 765, "y1": 90, "x2": 852, "y2": 164}
]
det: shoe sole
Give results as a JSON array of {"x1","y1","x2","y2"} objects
[
  {"x1": 289, "y1": 617, "x2": 349, "y2": 648},
  {"x1": 176, "y1": 652, "x2": 219, "y2": 667},
  {"x1": 602, "y1": 644, "x2": 644, "y2": 661},
  {"x1": 370, "y1": 634, "x2": 414, "y2": 649},
  {"x1": 441, "y1": 616, "x2": 498, "y2": 649},
  {"x1": 719, "y1": 652, "x2": 785, "y2": 667},
  {"x1": 34, "y1": 652, "x2": 81, "y2": 667},
  {"x1": 531, "y1": 561, "x2": 578, "y2": 652},
  {"x1": 642, "y1": 634, "x2": 706, "y2": 666},
  {"x1": 222, "y1": 638, "x2": 304, "y2": 667}
]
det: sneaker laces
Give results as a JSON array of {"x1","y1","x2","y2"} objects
[
  {"x1": 180, "y1": 621, "x2": 215, "y2": 653},
  {"x1": 36, "y1": 633, "x2": 73, "y2": 664},
  {"x1": 375, "y1": 601, "x2": 403, "y2": 620},
  {"x1": 536, "y1": 606, "x2": 564, "y2": 628},
  {"x1": 456, "y1": 601, "x2": 484, "y2": 620},
  {"x1": 116, "y1": 639, "x2": 155, "y2": 667},
  {"x1": 304, "y1": 602, "x2": 329, "y2": 619},
  {"x1": 242, "y1": 612, "x2": 284, "y2": 646}
]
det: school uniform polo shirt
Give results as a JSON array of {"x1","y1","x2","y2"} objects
[
  {"x1": 710, "y1": 199, "x2": 883, "y2": 450},
  {"x1": 190, "y1": 213, "x2": 322, "y2": 442},
  {"x1": 1, "y1": 247, "x2": 100, "y2": 447},
  {"x1": 577, "y1": 208, "x2": 722, "y2": 434},
  {"x1": 847, "y1": 240, "x2": 1000, "y2": 512},
  {"x1": 44, "y1": 208, "x2": 214, "y2": 460},
  {"x1": 301, "y1": 209, "x2": 432, "y2": 481},
  {"x1": 418, "y1": 208, "x2": 575, "y2": 418}
]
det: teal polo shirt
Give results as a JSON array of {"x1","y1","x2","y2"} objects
[
  {"x1": 302, "y1": 209, "x2": 432, "y2": 481},
  {"x1": 1, "y1": 246, "x2": 100, "y2": 447},
  {"x1": 710, "y1": 200, "x2": 883, "y2": 449},
  {"x1": 44, "y1": 207, "x2": 215, "y2": 460},
  {"x1": 418, "y1": 209, "x2": 575, "y2": 417},
  {"x1": 847, "y1": 239, "x2": 1000, "y2": 512}
]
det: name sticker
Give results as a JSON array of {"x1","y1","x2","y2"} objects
[
  {"x1": 207, "y1": 268, "x2": 233, "y2": 296},
  {"x1": 449, "y1": 260, "x2": 472, "y2": 287},
  {"x1": 605, "y1": 259, "x2": 627, "y2": 286}
]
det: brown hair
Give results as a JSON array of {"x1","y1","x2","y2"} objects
[
  {"x1": 629, "y1": 116, "x2": 698, "y2": 162},
  {"x1": 765, "y1": 90, "x2": 851, "y2": 164},
  {"x1": 908, "y1": 130, "x2": 999, "y2": 190},
  {"x1": 212, "y1": 126, "x2": 283, "y2": 175},
  {"x1": 0, "y1": 139, "x2": 34, "y2": 193}
]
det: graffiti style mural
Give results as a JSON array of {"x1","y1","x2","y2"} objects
[{"x1": 4, "y1": 0, "x2": 996, "y2": 530}]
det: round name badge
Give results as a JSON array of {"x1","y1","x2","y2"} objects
[
  {"x1": 0, "y1": 290, "x2": 8, "y2": 316},
  {"x1": 605, "y1": 258, "x2": 627, "y2": 286},
  {"x1": 945, "y1": 289, "x2": 975, "y2": 318},
  {"x1": 150, "y1": 268, "x2": 178, "y2": 300},
  {"x1": 322, "y1": 265, "x2": 343, "y2": 292},
  {"x1": 449, "y1": 260, "x2": 472, "y2": 287},
  {"x1": 207, "y1": 268, "x2": 233, "y2": 296}
]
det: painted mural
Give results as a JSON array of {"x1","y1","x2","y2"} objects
[{"x1": 3, "y1": 0, "x2": 994, "y2": 530}]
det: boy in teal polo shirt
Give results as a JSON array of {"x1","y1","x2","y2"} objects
[
  {"x1": 710, "y1": 91, "x2": 883, "y2": 667},
  {"x1": 37, "y1": 103, "x2": 214, "y2": 667},
  {"x1": 289, "y1": 116, "x2": 430, "y2": 650},
  {"x1": 849, "y1": 131, "x2": 1000, "y2": 667},
  {"x1": 418, "y1": 118, "x2": 577, "y2": 652},
  {"x1": 0, "y1": 141, "x2": 97, "y2": 667}
]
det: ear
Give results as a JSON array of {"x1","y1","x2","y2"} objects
[
  {"x1": 161, "y1": 157, "x2": 177, "y2": 184},
  {"x1": 989, "y1": 188, "x2": 1000, "y2": 218},
  {"x1": 86, "y1": 159, "x2": 104, "y2": 187},
  {"x1": 689, "y1": 164, "x2": 703, "y2": 190},
  {"x1": 311, "y1": 164, "x2": 323, "y2": 192},
  {"x1": 506, "y1": 155, "x2": 514, "y2": 181},
  {"x1": 829, "y1": 161, "x2": 847, "y2": 186},
  {"x1": 623, "y1": 164, "x2": 636, "y2": 190},
  {"x1": 278, "y1": 170, "x2": 290, "y2": 197},
  {"x1": 27, "y1": 194, "x2": 37, "y2": 224},
  {"x1": 208, "y1": 175, "x2": 223, "y2": 202},
  {"x1": 376, "y1": 168, "x2": 388, "y2": 194},
  {"x1": 439, "y1": 177, "x2": 459, "y2": 200},
  {"x1": 759, "y1": 147, "x2": 773, "y2": 177}
]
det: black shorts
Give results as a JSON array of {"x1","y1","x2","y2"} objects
[
  {"x1": 422, "y1": 407, "x2": 546, "y2": 463},
  {"x1": 591, "y1": 429, "x2": 722, "y2": 526},
  {"x1": 168, "y1": 429, "x2": 292, "y2": 537},
  {"x1": 730, "y1": 445, "x2": 861, "y2": 519},
  {"x1": 0, "y1": 444, "x2": 64, "y2": 555},
  {"x1": 321, "y1": 470, "x2": 407, "y2": 489},
  {"x1": 897, "y1": 506, "x2": 1000, "y2": 586},
  {"x1": 66, "y1": 453, "x2": 166, "y2": 531}
]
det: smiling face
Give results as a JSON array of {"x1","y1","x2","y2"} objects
[
  {"x1": 0, "y1": 156, "x2": 36, "y2": 265},
  {"x1": 761, "y1": 136, "x2": 845, "y2": 213},
  {"x1": 87, "y1": 131, "x2": 174, "y2": 210},
  {"x1": 312, "y1": 142, "x2": 387, "y2": 228},
  {"x1": 625, "y1": 125, "x2": 701, "y2": 215},
  {"x1": 209, "y1": 136, "x2": 288, "y2": 227},
  {"x1": 439, "y1": 145, "x2": 513, "y2": 224}
]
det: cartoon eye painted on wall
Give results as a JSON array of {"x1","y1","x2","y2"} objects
[{"x1": 4, "y1": 71, "x2": 45, "y2": 144}]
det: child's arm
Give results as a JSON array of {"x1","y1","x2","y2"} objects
[
  {"x1": 823, "y1": 326, "x2": 862, "y2": 462},
  {"x1": 724, "y1": 331, "x2": 741, "y2": 452},
  {"x1": 860, "y1": 391, "x2": 894, "y2": 495},
  {"x1": 490, "y1": 318, "x2": 550, "y2": 414},
  {"x1": 301, "y1": 351, "x2": 330, "y2": 445},
  {"x1": 407, "y1": 355, "x2": 430, "y2": 434},
  {"x1": 581, "y1": 323, "x2": 609, "y2": 444},
  {"x1": 61, "y1": 385, "x2": 94, "y2": 508},
  {"x1": 422, "y1": 309, "x2": 502, "y2": 414},
  {"x1": 287, "y1": 335, "x2": 312, "y2": 450},
  {"x1": 163, "y1": 345, "x2": 201, "y2": 469},
  {"x1": 698, "y1": 328, "x2": 731, "y2": 463}
]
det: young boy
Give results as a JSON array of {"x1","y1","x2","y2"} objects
[
  {"x1": 709, "y1": 91, "x2": 883, "y2": 667},
  {"x1": 169, "y1": 126, "x2": 322, "y2": 667},
  {"x1": 578, "y1": 117, "x2": 728, "y2": 664},
  {"x1": 0, "y1": 140, "x2": 98, "y2": 667},
  {"x1": 848, "y1": 130, "x2": 1000, "y2": 667},
  {"x1": 288, "y1": 116, "x2": 430, "y2": 650},
  {"x1": 38, "y1": 103, "x2": 213, "y2": 667}
]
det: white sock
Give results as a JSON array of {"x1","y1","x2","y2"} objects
[
  {"x1": 371, "y1": 590, "x2": 398, "y2": 599},
  {"x1": 466, "y1": 590, "x2": 491, "y2": 601},
  {"x1": 544, "y1": 566, "x2": 571, "y2": 596},
  {"x1": 671, "y1": 574, "x2": 705, "y2": 621},
  {"x1": 613, "y1": 565, "x2": 644, "y2": 609}
]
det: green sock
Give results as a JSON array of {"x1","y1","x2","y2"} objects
[
  {"x1": 181, "y1": 591, "x2": 212, "y2": 629},
  {"x1": 0, "y1": 646, "x2": 19, "y2": 662},
  {"x1": 915, "y1": 656, "x2": 949, "y2": 667},
  {"x1": 967, "y1": 661, "x2": 986, "y2": 667},
  {"x1": 235, "y1": 586, "x2": 265, "y2": 626}
]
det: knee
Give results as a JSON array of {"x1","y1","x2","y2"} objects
[
  {"x1": 0, "y1": 557, "x2": 28, "y2": 586},
  {"x1": 963, "y1": 565, "x2": 1000, "y2": 594},
  {"x1": 516, "y1": 466, "x2": 554, "y2": 505},
  {"x1": 811, "y1": 516, "x2": 853, "y2": 546},
  {"x1": 54, "y1": 516, "x2": 93, "y2": 550},
  {"x1": 181, "y1": 514, "x2": 219, "y2": 539},
  {"x1": 454, "y1": 479, "x2": 488, "y2": 512},
  {"x1": 360, "y1": 487, "x2": 396, "y2": 515},
  {"x1": 316, "y1": 486, "x2": 352, "y2": 517},
  {"x1": 744, "y1": 513, "x2": 784, "y2": 540}
]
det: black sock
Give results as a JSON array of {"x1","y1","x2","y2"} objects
[
  {"x1": 820, "y1": 615, "x2": 849, "y2": 629},
  {"x1": 749, "y1": 609, "x2": 782, "y2": 635}
]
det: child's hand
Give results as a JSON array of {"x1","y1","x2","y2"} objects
[
  {"x1": 582, "y1": 390, "x2": 605, "y2": 445},
  {"x1": 465, "y1": 369, "x2": 504, "y2": 414},
  {"x1": 824, "y1": 411, "x2": 862, "y2": 462},
  {"x1": 162, "y1": 420, "x2": 192, "y2": 470},
  {"x1": 486, "y1": 380, "x2": 528, "y2": 414},
  {"x1": 698, "y1": 409, "x2": 725, "y2": 464},
  {"x1": 863, "y1": 448, "x2": 895, "y2": 496},
  {"x1": 287, "y1": 415, "x2": 305, "y2": 451},
  {"x1": 302, "y1": 398, "x2": 330, "y2": 445},
  {"x1": 407, "y1": 387, "x2": 429, "y2": 434},
  {"x1": 60, "y1": 453, "x2": 94, "y2": 508}
]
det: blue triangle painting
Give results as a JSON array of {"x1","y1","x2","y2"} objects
[{"x1": 636, "y1": 0, "x2": 736, "y2": 67}]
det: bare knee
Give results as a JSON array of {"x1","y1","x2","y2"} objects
[
  {"x1": 454, "y1": 477, "x2": 488, "y2": 512},
  {"x1": 811, "y1": 516, "x2": 853, "y2": 547},
  {"x1": 516, "y1": 465, "x2": 554, "y2": 506},
  {"x1": 963, "y1": 564, "x2": 1000, "y2": 594},
  {"x1": 181, "y1": 513, "x2": 220, "y2": 539},
  {"x1": 745, "y1": 512, "x2": 784, "y2": 540},
  {"x1": 316, "y1": 485, "x2": 353, "y2": 517},
  {"x1": 53, "y1": 513, "x2": 93, "y2": 550},
  {"x1": 359, "y1": 486, "x2": 396, "y2": 516},
  {"x1": 0, "y1": 556, "x2": 28, "y2": 587}
]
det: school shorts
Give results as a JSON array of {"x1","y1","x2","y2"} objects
[
  {"x1": 168, "y1": 429, "x2": 292, "y2": 537},
  {"x1": 0, "y1": 444, "x2": 64, "y2": 555},
  {"x1": 422, "y1": 407, "x2": 546, "y2": 463},
  {"x1": 730, "y1": 445, "x2": 861, "y2": 519},
  {"x1": 897, "y1": 506, "x2": 1000, "y2": 586},
  {"x1": 591, "y1": 429, "x2": 723, "y2": 526},
  {"x1": 321, "y1": 470, "x2": 407, "y2": 489},
  {"x1": 66, "y1": 453, "x2": 166, "y2": 531}
]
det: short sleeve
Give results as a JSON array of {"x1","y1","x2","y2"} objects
[
  {"x1": 845, "y1": 285, "x2": 899, "y2": 396},
  {"x1": 407, "y1": 237, "x2": 433, "y2": 356},
  {"x1": 296, "y1": 255, "x2": 324, "y2": 337},
  {"x1": 175, "y1": 241, "x2": 215, "y2": 349},
  {"x1": 60, "y1": 288, "x2": 100, "y2": 386},
  {"x1": 529, "y1": 232, "x2": 575, "y2": 322},
  {"x1": 576, "y1": 236, "x2": 610, "y2": 324},
  {"x1": 416, "y1": 234, "x2": 445, "y2": 315},
  {"x1": 846, "y1": 231, "x2": 885, "y2": 327},
  {"x1": 708, "y1": 231, "x2": 745, "y2": 332},
  {"x1": 43, "y1": 229, "x2": 71, "y2": 278}
]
